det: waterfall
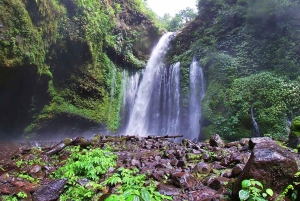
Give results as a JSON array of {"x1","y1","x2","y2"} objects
[
  {"x1": 251, "y1": 105, "x2": 260, "y2": 137},
  {"x1": 120, "y1": 70, "x2": 141, "y2": 129},
  {"x1": 122, "y1": 33, "x2": 206, "y2": 141},
  {"x1": 188, "y1": 57, "x2": 205, "y2": 141},
  {"x1": 125, "y1": 32, "x2": 175, "y2": 136}
]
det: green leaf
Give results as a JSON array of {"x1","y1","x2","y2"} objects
[
  {"x1": 141, "y1": 189, "x2": 151, "y2": 201},
  {"x1": 241, "y1": 180, "x2": 251, "y2": 189},
  {"x1": 266, "y1": 188, "x2": 273, "y2": 197},
  {"x1": 252, "y1": 180, "x2": 263, "y2": 189},
  {"x1": 126, "y1": 195, "x2": 140, "y2": 201},
  {"x1": 239, "y1": 190, "x2": 250, "y2": 200},
  {"x1": 262, "y1": 193, "x2": 267, "y2": 198}
]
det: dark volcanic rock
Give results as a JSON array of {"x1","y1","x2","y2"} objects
[
  {"x1": 33, "y1": 179, "x2": 67, "y2": 201},
  {"x1": 193, "y1": 162, "x2": 212, "y2": 174},
  {"x1": 231, "y1": 164, "x2": 245, "y2": 177},
  {"x1": 172, "y1": 172, "x2": 195, "y2": 190},
  {"x1": 158, "y1": 183, "x2": 181, "y2": 196},
  {"x1": 209, "y1": 134, "x2": 224, "y2": 148},
  {"x1": 232, "y1": 138, "x2": 298, "y2": 199}
]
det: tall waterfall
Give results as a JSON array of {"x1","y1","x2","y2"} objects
[
  {"x1": 251, "y1": 105, "x2": 260, "y2": 137},
  {"x1": 125, "y1": 32, "x2": 175, "y2": 136},
  {"x1": 122, "y1": 33, "x2": 205, "y2": 140},
  {"x1": 188, "y1": 58, "x2": 205, "y2": 141}
]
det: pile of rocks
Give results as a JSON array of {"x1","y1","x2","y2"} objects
[{"x1": 0, "y1": 135, "x2": 299, "y2": 200}]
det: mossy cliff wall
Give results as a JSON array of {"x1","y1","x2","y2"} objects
[
  {"x1": 167, "y1": 0, "x2": 300, "y2": 140},
  {"x1": 0, "y1": 0, "x2": 161, "y2": 139}
]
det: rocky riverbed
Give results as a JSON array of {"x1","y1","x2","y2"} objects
[{"x1": 0, "y1": 135, "x2": 299, "y2": 201}]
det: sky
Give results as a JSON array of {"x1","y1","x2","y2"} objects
[{"x1": 146, "y1": 0, "x2": 198, "y2": 17}]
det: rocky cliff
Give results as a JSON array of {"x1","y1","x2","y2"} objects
[{"x1": 0, "y1": 0, "x2": 162, "y2": 139}]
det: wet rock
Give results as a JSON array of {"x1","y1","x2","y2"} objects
[
  {"x1": 207, "y1": 177, "x2": 230, "y2": 191},
  {"x1": 193, "y1": 162, "x2": 212, "y2": 174},
  {"x1": 13, "y1": 181, "x2": 40, "y2": 192},
  {"x1": 32, "y1": 179, "x2": 67, "y2": 201},
  {"x1": 170, "y1": 158, "x2": 178, "y2": 166},
  {"x1": 239, "y1": 138, "x2": 250, "y2": 146},
  {"x1": 211, "y1": 162, "x2": 226, "y2": 170},
  {"x1": 177, "y1": 160, "x2": 186, "y2": 168},
  {"x1": 131, "y1": 158, "x2": 141, "y2": 167},
  {"x1": 78, "y1": 178, "x2": 90, "y2": 186},
  {"x1": 29, "y1": 165, "x2": 42, "y2": 174},
  {"x1": 209, "y1": 134, "x2": 224, "y2": 148},
  {"x1": 189, "y1": 186, "x2": 217, "y2": 201},
  {"x1": 0, "y1": 161, "x2": 17, "y2": 175},
  {"x1": 172, "y1": 172, "x2": 195, "y2": 189},
  {"x1": 233, "y1": 139, "x2": 298, "y2": 199},
  {"x1": 221, "y1": 170, "x2": 232, "y2": 178},
  {"x1": 158, "y1": 184, "x2": 180, "y2": 196},
  {"x1": 249, "y1": 137, "x2": 273, "y2": 149},
  {"x1": 231, "y1": 164, "x2": 245, "y2": 177},
  {"x1": 229, "y1": 152, "x2": 244, "y2": 164},
  {"x1": 202, "y1": 152, "x2": 210, "y2": 161},
  {"x1": 225, "y1": 141, "x2": 239, "y2": 148}
]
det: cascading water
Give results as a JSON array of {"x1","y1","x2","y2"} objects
[
  {"x1": 120, "y1": 70, "x2": 141, "y2": 129},
  {"x1": 251, "y1": 105, "x2": 260, "y2": 137},
  {"x1": 188, "y1": 57, "x2": 205, "y2": 141},
  {"x1": 122, "y1": 33, "x2": 206, "y2": 141},
  {"x1": 125, "y1": 32, "x2": 175, "y2": 136}
]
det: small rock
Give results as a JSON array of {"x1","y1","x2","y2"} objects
[
  {"x1": 172, "y1": 172, "x2": 195, "y2": 190},
  {"x1": 231, "y1": 164, "x2": 245, "y2": 177},
  {"x1": 131, "y1": 158, "x2": 141, "y2": 167},
  {"x1": 239, "y1": 138, "x2": 250, "y2": 146},
  {"x1": 170, "y1": 158, "x2": 178, "y2": 166},
  {"x1": 193, "y1": 162, "x2": 212, "y2": 174},
  {"x1": 158, "y1": 184, "x2": 180, "y2": 196},
  {"x1": 29, "y1": 165, "x2": 42, "y2": 174},
  {"x1": 206, "y1": 177, "x2": 230, "y2": 191},
  {"x1": 32, "y1": 179, "x2": 67, "y2": 201},
  {"x1": 177, "y1": 160, "x2": 186, "y2": 168}
]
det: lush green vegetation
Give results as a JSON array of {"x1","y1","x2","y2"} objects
[
  {"x1": 167, "y1": 0, "x2": 300, "y2": 140},
  {"x1": 0, "y1": 0, "x2": 162, "y2": 137},
  {"x1": 53, "y1": 145, "x2": 171, "y2": 201}
]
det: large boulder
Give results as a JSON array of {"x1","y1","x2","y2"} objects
[{"x1": 232, "y1": 138, "x2": 299, "y2": 200}]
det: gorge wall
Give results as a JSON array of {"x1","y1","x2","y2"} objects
[{"x1": 0, "y1": 0, "x2": 161, "y2": 139}]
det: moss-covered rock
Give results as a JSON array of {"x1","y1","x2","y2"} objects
[{"x1": 288, "y1": 116, "x2": 300, "y2": 148}]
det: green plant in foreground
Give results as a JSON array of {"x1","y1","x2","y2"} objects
[
  {"x1": 104, "y1": 167, "x2": 172, "y2": 201},
  {"x1": 239, "y1": 179, "x2": 273, "y2": 201},
  {"x1": 54, "y1": 146, "x2": 117, "y2": 200}
]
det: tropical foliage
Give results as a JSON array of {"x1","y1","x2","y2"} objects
[{"x1": 167, "y1": 0, "x2": 300, "y2": 140}]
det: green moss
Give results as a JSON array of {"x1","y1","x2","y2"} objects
[{"x1": 291, "y1": 117, "x2": 300, "y2": 137}]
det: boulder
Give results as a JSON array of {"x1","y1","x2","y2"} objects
[
  {"x1": 209, "y1": 134, "x2": 224, "y2": 148},
  {"x1": 232, "y1": 139, "x2": 298, "y2": 200},
  {"x1": 193, "y1": 162, "x2": 212, "y2": 174},
  {"x1": 32, "y1": 179, "x2": 67, "y2": 201},
  {"x1": 172, "y1": 172, "x2": 195, "y2": 190}
]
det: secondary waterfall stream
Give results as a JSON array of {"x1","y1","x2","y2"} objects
[{"x1": 122, "y1": 33, "x2": 205, "y2": 140}]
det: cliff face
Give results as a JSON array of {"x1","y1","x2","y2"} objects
[
  {"x1": 167, "y1": 0, "x2": 300, "y2": 140},
  {"x1": 0, "y1": 0, "x2": 161, "y2": 139}
]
